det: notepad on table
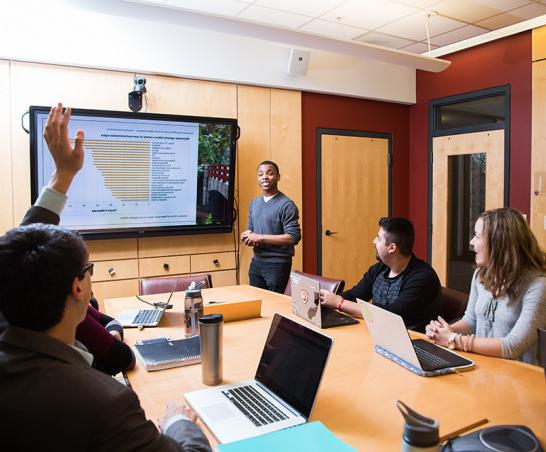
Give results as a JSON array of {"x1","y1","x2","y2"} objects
[
  {"x1": 134, "y1": 336, "x2": 201, "y2": 371},
  {"x1": 216, "y1": 421, "x2": 356, "y2": 452}
]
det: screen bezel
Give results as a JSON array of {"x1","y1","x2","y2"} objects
[
  {"x1": 29, "y1": 106, "x2": 238, "y2": 240},
  {"x1": 255, "y1": 314, "x2": 333, "y2": 419}
]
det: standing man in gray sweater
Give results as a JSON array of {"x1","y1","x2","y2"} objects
[{"x1": 241, "y1": 161, "x2": 301, "y2": 293}]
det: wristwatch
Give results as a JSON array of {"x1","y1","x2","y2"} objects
[{"x1": 447, "y1": 332, "x2": 457, "y2": 350}]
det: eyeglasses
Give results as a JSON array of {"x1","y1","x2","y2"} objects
[{"x1": 82, "y1": 262, "x2": 94, "y2": 277}]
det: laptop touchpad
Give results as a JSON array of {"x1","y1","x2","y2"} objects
[{"x1": 202, "y1": 403, "x2": 237, "y2": 422}]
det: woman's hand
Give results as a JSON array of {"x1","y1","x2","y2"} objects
[{"x1": 425, "y1": 316, "x2": 453, "y2": 346}]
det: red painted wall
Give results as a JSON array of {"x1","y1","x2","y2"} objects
[
  {"x1": 301, "y1": 93, "x2": 410, "y2": 273},
  {"x1": 409, "y1": 31, "x2": 532, "y2": 258},
  {"x1": 301, "y1": 31, "x2": 531, "y2": 272}
]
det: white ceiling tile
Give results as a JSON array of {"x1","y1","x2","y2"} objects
[
  {"x1": 376, "y1": 11, "x2": 466, "y2": 41},
  {"x1": 475, "y1": 12, "x2": 525, "y2": 28},
  {"x1": 355, "y1": 31, "x2": 414, "y2": 49},
  {"x1": 324, "y1": 0, "x2": 417, "y2": 30},
  {"x1": 238, "y1": 5, "x2": 311, "y2": 27},
  {"x1": 430, "y1": 24, "x2": 489, "y2": 46},
  {"x1": 400, "y1": 41, "x2": 438, "y2": 54},
  {"x1": 255, "y1": 0, "x2": 344, "y2": 17},
  {"x1": 395, "y1": 0, "x2": 442, "y2": 7},
  {"x1": 300, "y1": 19, "x2": 368, "y2": 40},
  {"x1": 159, "y1": 0, "x2": 249, "y2": 16},
  {"x1": 473, "y1": 0, "x2": 530, "y2": 9},
  {"x1": 509, "y1": 3, "x2": 546, "y2": 19},
  {"x1": 432, "y1": 0, "x2": 507, "y2": 23}
]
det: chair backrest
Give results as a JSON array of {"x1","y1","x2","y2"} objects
[
  {"x1": 439, "y1": 286, "x2": 468, "y2": 323},
  {"x1": 538, "y1": 328, "x2": 546, "y2": 378},
  {"x1": 139, "y1": 274, "x2": 213, "y2": 295},
  {"x1": 284, "y1": 270, "x2": 345, "y2": 297}
]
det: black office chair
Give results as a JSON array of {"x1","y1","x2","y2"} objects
[
  {"x1": 139, "y1": 274, "x2": 212, "y2": 295},
  {"x1": 538, "y1": 328, "x2": 546, "y2": 378},
  {"x1": 439, "y1": 287, "x2": 468, "y2": 323}
]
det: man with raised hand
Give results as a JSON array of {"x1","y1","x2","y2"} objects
[{"x1": 0, "y1": 104, "x2": 211, "y2": 451}]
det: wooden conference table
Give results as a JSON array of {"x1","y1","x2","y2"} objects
[{"x1": 105, "y1": 285, "x2": 546, "y2": 450}]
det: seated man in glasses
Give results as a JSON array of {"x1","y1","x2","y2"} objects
[
  {"x1": 0, "y1": 104, "x2": 212, "y2": 451},
  {"x1": 0, "y1": 107, "x2": 135, "y2": 376}
]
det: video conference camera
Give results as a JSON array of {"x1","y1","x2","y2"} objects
[{"x1": 128, "y1": 75, "x2": 147, "y2": 112}]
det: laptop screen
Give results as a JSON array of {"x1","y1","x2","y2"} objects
[{"x1": 255, "y1": 314, "x2": 332, "y2": 418}]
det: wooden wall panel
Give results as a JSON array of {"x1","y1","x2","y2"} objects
[
  {"x1": 0, "y1": 60, "x2": 12, "y2": 232},
  {"x1": 87, "y1": 239, "x2": 138, "y2": 261},
  {"x1": 139, "y1": 234, "x2": 235, "y2": 258},
  {"x1": 144, "y1": 76, "x2": 237, "y2": 118},
  {"x1": 236, "y1": 86, "x2": 271, "y2": 284},
  {"x1": 532, "y1": 25, "x2": 546, "y2": 62},
  {"x1": 531, "y1": 58, "x2": 546, "y2": 250},
  {"x1": 3, "y1": 60, "x2": 303, "y2": 300},
  {"x1": 271, "y1": 89, "x2": 303, "y2": 271}
]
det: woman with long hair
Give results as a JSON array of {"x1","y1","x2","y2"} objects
[{"x1": 426, "y1": 208, "x2": 546, "y2": 364}]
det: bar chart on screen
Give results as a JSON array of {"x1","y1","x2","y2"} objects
[{"x1": 36, "y1": 114, "x2": 200, "y2": 230}]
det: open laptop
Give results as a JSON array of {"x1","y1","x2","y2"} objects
[
  {"x1": 290, "y1": 272, "x2": 359, "y2": 329},
  {"x1": 116, "y1": 290, "x2": 174, "y2": 328},
  {"x1": 360, "y1": 300, "x2": 474, "y2": 376},
  {"x1": 184, "y1": 314, "x2": 333, "y2": 444}
]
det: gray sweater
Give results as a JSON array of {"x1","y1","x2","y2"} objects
[
  {"x1": 462, "y1": 269, "x2": 546, "y2": 365},
  {"x1": 248, "y1": 192, "x2": 301, "y2": 263}
]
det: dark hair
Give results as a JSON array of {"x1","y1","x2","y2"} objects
[
  {"x1": 477, "y1": 208, "x2": 546, "y2": 298},
  {"x1": 257, "y1": 160, "x2": 280, "y2": 174},
  {"x1": 378, "y1": 217, "x2": 415, "y2": 257},
  {"x1": 0, "y1": 223, "x2": 88, "y2": 331}
]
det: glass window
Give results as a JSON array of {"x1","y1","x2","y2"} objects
[
  {"x1": 447, "y1": 153, "x2": 486, "y2": 293},
  {"x1": 435, "y1": 94, "x2": 505, "y2": 131}
]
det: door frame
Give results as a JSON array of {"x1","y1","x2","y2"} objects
[
  {"x1": 316, "y1": 128, "x2": 392, "y2": 275},
  {"x1": 427, "y1": 85, "x2": 511, "y2": 262}
]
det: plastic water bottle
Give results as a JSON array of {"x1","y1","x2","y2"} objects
[
  {"x1": 397, "y1": 400, "x2": 440, "y2": 452},
  {"x1": 184, "y1": 288, "x2": 203, "y2": 337}
]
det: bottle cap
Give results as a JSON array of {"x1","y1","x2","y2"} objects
[
  {"x1": 397, "y1": 400, "x2": 439, "y2": 447},
  {"x1": 199, "y1": 314, "x2": 223, "y2": 324},
  {"x1": 403, "y1": 421, "x2": 439, "y2": 447}
]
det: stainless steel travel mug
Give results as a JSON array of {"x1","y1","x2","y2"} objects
[{"x1": 199, "y1": 313, "x2": 223, "y2": 385}]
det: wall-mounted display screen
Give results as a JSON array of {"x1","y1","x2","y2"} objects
[{"x1": 30, "y1": 106, "x2": 238, "y2": 239}]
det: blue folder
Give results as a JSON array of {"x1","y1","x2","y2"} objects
[{"x1": 216, "y1": 421, "x2": 356, "y2": 452}]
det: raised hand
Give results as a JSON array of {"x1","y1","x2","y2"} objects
[{"x1": 43, "y1": 103, "x2": 85, "y2": 194}]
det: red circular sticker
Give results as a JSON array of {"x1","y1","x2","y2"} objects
[{"x1": 300, "y1": 289, "x2": 308, "y2": 304}]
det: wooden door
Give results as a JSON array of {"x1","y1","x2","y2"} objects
[
  {"x1": 431, "y1": 130, "x2": 504, "y2": 286},
  {"x1": 320, "y1": 134, "x2": 389, "y2": 289}
]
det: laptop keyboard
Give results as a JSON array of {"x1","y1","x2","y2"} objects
[
  {"x1": 414, "y1": 344, "x2": 450, "y2": 369},
  {"x1": 133, "y1": 309, "x2": 161, "y2": 325},
  {"x1": 222, "y1": 385, "x2": 289, "y2": 427}
]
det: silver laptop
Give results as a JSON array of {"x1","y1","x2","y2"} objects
[
  {"x1": 290, "y1": 272, "x2": 358, "y2": 329},
  {"x1": 184, "y1": 314, "x2": 333, "y2": 444},
  {"x1": 360, "y1": 300, "x2": 474, "y2": 374},
  {"x1": 116, "y1": 290, "x2": 173, "y2": 328}
]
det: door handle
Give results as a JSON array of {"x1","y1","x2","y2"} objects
[{"x1": 325, "y1": 229, "x2": 338, "y2": 236}]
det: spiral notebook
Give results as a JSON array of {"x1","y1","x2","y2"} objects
[{"x1": 134, "y1": 336, "x2": 201, "y2": 371}]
